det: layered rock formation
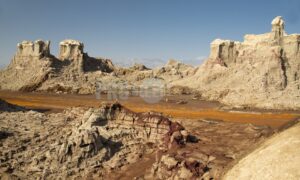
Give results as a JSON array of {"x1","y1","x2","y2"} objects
[
  {"x1": 17, "y1": 40, "x2": 50, "y2": 58},
  {"x1": 0, "y1": 101, "x2": 272, "y2": 179},
  {"x1": 0, "y1": 40, "x2": 55, "y2": 91},
  {"x1": 111, "y1": 59, "x2": 196, "y2": 87},
  {"x1": 0, "y1": 36, "x2": 196, "y2": 94},
  {"x1": 1, "y1": 16, "x2": 299, "y2": 109},
  {"x1": 0, "y1": 39, "x2": 116, "y2": 93},
  {"x1": 0, "y1": 102, "x2": 195, "y2": 179},
  {"x1": 174, "y1": 16, "x2": 300, "y2": 109},
  {"x1": 57, "y1": 39, "x2": 115, "y2": 74},
  {"x1": 59, "y1": 39, "x2": 84, "y2": 60},
  {"x1": 59, "y1": 39, "x2": 85, "y2": 73},
  {"x1": 59, "y1": 102, "x2": 188, "y2": 158}
]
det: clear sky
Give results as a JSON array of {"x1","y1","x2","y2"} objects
[{"x1": 0, "y1": 0, "x2": 300, "y2": 68}]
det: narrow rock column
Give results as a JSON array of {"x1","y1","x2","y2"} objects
[
  {"x1": 59, "y1": 39, "x2": 85, "y2": 73},
  {"x1": 271, "y1": 16, "x2": 285, "y2": 40}
]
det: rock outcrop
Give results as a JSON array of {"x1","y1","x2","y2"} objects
[
  {"x1": 0, "y1": 102, "x2": 193, "y2": 179},
  {"x1": 0, "y1": 101, "x2": 273, "y2": 179},
  {"x1": 0, "y1": 39, "x2": 116, "y2": 93},
  {"x1": 0, "y1": 37, "x2": 197, "y2": 94},
  {"x1": 59, "y1": 103, "x2": 189, "y2": 159},
  {"x1": 17, "y1": 40, "x2": 50, "y2": 58},
  {"x1": 112, "y1": 59, "x2": 196, "y2": 87},
  {"x1": 57, "y1": 39, "x2": 115, "y2": 74},
  {"x1": 38, "y1": 39, "x2": 116, "y2": 94},
  {"x1": 174, "y1": 16, "x2": 300, "y2": 109},
  {"x1": 0, "y1": 40, "x2": 55, "y2": 91},
  {"x1": 151, "y1": 153, "x2": 209, "y2": 179},
  {"x1": 59, "y1": 39, "x2": 84, "y2": 60},
  {"x1": 58, "y1": 39, "x2": 85, "y2": 73},
  {"x1": 149, "y1": 118, "x2": 272, "y2": 180},
  {"x1": 1, "y1": 16, "x2": 299, "y2": 109}
]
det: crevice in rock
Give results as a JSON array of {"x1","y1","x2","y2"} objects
[{"x1": 279, "y1": 49, "x2": 288, "y2": 89}]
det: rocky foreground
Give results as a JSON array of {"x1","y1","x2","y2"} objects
[
  {"x1": 1, "y1": 16, "x2": 299, "y2": 109},
  {"x1": 0, "y1": 99, "x2": 273, "y2": 179}
]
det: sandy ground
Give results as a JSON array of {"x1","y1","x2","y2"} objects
[{"x1": 0, "y1": 91, "x2": 299, "y2": 129}]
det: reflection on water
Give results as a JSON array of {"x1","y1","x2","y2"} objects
[{"x1": 96, "y1": 78, "x2": 167, "y2": 103}]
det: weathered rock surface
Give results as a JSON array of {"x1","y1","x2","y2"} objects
[
  {"x1": 37, "y1": 39, "x2": 116, "y2": 94},
  {"x1": 0, "y1": 40, "x2": 55, "y2": 91},
  {"x1": 0, "y1": 38, "x2": 196, "y2": 95},
  {"x1": 57, "y1": 102, "x2": 189, "y2": 175},
  {"x1": 0, "y1": 39, "x2": 116, "y2": 93},
  {"x1": 152, "y1": 118, "x2": 272, "y2": 180},
  {"x1": 0, "y1": 100, "x2": 272, "y2": 179},
  {"x1": 0, "y1": 102, "x2": 191, "y2": 179},
  {"x1": 111, "y1": 59, "x2": 196, "y2": 86},
  {"x1": 59, "y1": 39, "x2": 84, "y2": 60},
  {"x1": 174, "y1": 16, "x2": 300, "y2": 109},
  {"x1": 1, "y1": 16, "x2": 299, "y2": 110}
]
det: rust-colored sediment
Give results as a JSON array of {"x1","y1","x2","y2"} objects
[
  {"x1": 0, "y1": 91, "x2": 299, "y2": 128},
  {"x1": 124, "y1": 105, "x2": 298, "y2": 128}
]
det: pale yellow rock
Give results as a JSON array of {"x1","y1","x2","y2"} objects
[
  {"x1": 59, "y1": 39, "x2": 84, "y2": 60},
  {"x1": 0, "y1": 39, "x2": 53, "y2": 91},
  {"x1": 17, "y1": 40, "x2": 50, "y2": 58},
  {"x1": 173, "y1": 16, "x2": 300, "y2": 110}
]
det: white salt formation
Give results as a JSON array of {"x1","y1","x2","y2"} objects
[
  {"x1": 174, "y1": 16, "x2": 300, "y2": 109},
  {"x1": 0, "y1": 16, "x2": 299, "y2": 109}
]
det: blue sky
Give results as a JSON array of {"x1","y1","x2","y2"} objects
[{"x1": 0, "y1": 0, "x2": 300, "y2": 68}]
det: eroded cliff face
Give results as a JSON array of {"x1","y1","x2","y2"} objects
[
  {"x1": 0, "y1": 40, "x2": 55, "y2": 91},
  {"x1": 37, "y1": 39, "x2": 116, "y2": 94},
  {"x1": 174, "y1": 16, "x2": 300, "y2": 109},
  {"x1": 0, "y1": 33, "x2": 199, "y2": 95},
  {"x1": 17, "y1": 40, "x2": 50, "y2": 58},
  {"x1": 0, "y1": 40, "x2": 197, "y2": 95},
  {"x1": 0, "y1": 39, "x2": 116, "y2": 93},
  {"x1": 1, "y1": 16, "x2": 299, "y2": 109},
  {"x1": 59, "y1": 39, "x2": 85, "y2": 73},
  {"x1": 59, "y1": 39, "x2": 84, "y2": 60}
]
